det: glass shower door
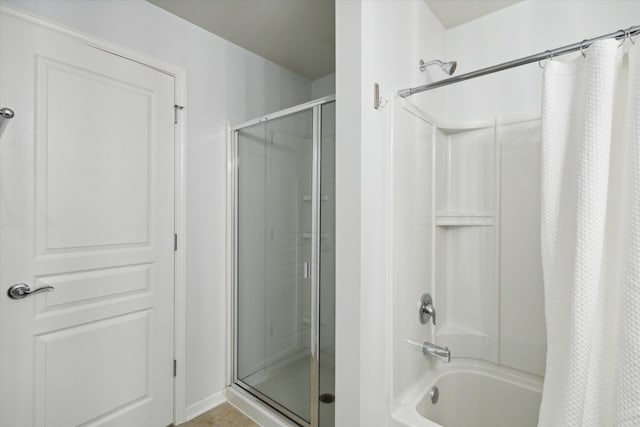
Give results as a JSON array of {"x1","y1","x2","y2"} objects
[{"x1": 236, "y1": 108, "x2": 314, "y2": 424}]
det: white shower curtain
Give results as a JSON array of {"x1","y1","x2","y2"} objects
[{"x1": 539, "y1": 39, "x2": 640, "y2": 426}]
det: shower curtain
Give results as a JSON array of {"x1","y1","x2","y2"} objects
[{"x1": 539, "y1": 39, "x2": 640, "y2": 426}]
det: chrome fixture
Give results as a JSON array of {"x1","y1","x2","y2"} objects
[
  {"x1": 419, "y1": 59, "x2": 457, "y2": 75},
  {"x1": 7, "y1": 283, "x2": 55, "y2": 300},
  {"x1": 419, "y1": 293, "x2": 436, "y2": 325},
  {"x1": 423, "y1": 341, "x2": 450, "y2": 363},
  {"x1": 429, "y1": 386, "x2": 439, "y2": 404},
  {"x1": 0, "y1": 107, "x2": 14, "y2": 138},
  {"x1": 373, "y1": 82, "x2": 387, "y2": 110},
  {"x1": 399, "y1": 25, "x2": 640, "y2": 98}
]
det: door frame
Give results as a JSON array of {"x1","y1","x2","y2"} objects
[{"x1": 0, "y1": 4, "x2": 189, "y2": 424}]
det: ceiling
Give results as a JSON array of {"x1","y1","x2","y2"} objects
[
  {"x1": 424, "y1": 0, "x2": 522, "y2": 29},
  {"x1": 147, "y1": 0, "x2": 521, "y2": 80},
  {"x1": 147, "y1": 0, "x2": 335, "y2": 81}
]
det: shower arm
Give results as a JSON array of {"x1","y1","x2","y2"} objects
[{"x1": 419, "y1": 59, "x2": 444, "y2": 72}]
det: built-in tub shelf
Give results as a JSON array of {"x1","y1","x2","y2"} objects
[
  {"x1": 436, "y1": 212, "x2": 495, "y2": 227},
  {"x1": 302, "y1": 195, "x2": 329, "y2": 201}
]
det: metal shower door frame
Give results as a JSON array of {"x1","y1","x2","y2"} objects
[{"x1": 229, "y1": 95, "x2": 335, "y2": 427}]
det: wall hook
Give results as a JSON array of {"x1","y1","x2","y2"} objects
[{"x1": 374, "y1": 83, "x2": 388, "y2": 110}]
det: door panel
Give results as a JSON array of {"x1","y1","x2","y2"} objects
[
  {"x1": 35, "y1": 311, "x2": 150, "y2": 427},
  {"x1": 37, "y1": 57, "x2": 152, "y2": 251},
  {"x1": 0, "y1": 12, "x2": 175, "y2": 427}
]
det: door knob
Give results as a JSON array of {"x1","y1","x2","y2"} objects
[
  {"x1": 0, "y1": 107, "x2": 14, "y2": 138},
  {"x1": 7, "y1": 283, "x2": 55, "y2": 300}
]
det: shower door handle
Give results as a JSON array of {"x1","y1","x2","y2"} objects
[{"x1": 303, "y1": 262, "x2": 311, "y2": 279}]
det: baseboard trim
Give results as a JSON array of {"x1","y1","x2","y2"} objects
[
  {"x1": 226, "y1": 385, "x2": 294, "y2": 426},
  {"x1": 185, "y1": 390, "x2": 226, "y2": 421}
]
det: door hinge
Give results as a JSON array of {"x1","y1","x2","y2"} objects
[
  {"x1": 173, "y1": 359, "x2": 177, "y2": 377},
  {"x1": 174, "y1": 104, "x2": 184, "y2": 124},
  {"x1": 174, "y1": 233, "x2": 178, "y2": 251}
]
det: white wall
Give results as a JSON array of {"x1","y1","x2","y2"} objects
[
  {"x1": 335, "y1": 1, "x2": 445, "y2": 425},
  {"x1": 441, "y1": 0, "x2": 640, "y2": 122},
  {"x1": 360, "y1": 1, "x2": 445, "y2": 424},
  {"x1": 335, "y1": 1, "x2": 362, "y2": 425},
  {"x1": 0, "y1": 0, "x2": 312, "y2": 411},
  {"x1": 311, "y1": 73, "x2": 336, "y2": 99}
]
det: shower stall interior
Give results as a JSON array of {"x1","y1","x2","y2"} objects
[{"x1": 229, "y1": 96, "x2": 335, "y2": 427}]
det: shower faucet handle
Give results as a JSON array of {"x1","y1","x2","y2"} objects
[{"x1": 419, "y1": 293, "x2": 436, "y2": 325}]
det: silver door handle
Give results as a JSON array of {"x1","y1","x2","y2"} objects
[
  {"x1": 7, "y1": 283, "x2": 55, "y2": 300},
  {"x1": 0, "y1": 107, "x2": 14, "y2": 138}
]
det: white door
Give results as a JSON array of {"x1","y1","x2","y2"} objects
[{"x1": 0, "y1": 11, "x2": 175, "y2": 427}]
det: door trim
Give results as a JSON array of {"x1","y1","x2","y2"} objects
[{"x1": 0, "y1": 4, "x2": 189, "y2": 424}]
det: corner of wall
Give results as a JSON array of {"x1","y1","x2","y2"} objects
[
  {"x1": 335, "y1": 0, "x2": 362, "y2": 425},
  {"x1": 185, "y1": 389, "x2": 226, "y2": 421}
]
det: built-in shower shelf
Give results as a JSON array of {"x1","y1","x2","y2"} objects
[
  {"x1": 302, "y1": 195, "x2": 329, "y2": 201},
  {"x1": 302, "y1": 233, "x2": 329, "y2": 239},
  {"x1": 436, "y1": 212, "x2": 495, "y2": 227}
]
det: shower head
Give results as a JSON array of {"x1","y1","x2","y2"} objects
[{"x1": 419, "y1": 59, "x2": 457, "y2": 76}]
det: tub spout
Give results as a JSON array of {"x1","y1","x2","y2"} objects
[{"x1": 422, "y1": 341, "x2": 450, "y2": 363}]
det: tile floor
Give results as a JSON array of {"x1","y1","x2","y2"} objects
[
  {"x1": 178, "y1": 403, "x2": 259, "y2": 427},
  {"x1": 180, "y1": 351, "x2": 335, "y2": 427}
]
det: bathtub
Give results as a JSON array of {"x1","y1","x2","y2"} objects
[{"x1": 392, "y1": 360, "x2": 543, "y2": 427}]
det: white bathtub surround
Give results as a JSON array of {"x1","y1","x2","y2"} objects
[
  {"x1": 392, "y1": 359, "x2": 543, "y2": 427},
  {"x1": 391, "y1": 96, "x2": 546, "y2": 426},
  {"x1": 540, "y1": 39, "x2": 640, "y2": 425}
]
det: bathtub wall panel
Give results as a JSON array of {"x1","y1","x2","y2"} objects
[
  {"x1": 432, "y1": 119, "x2": 545, "y2": 377},
  {"x1": 391, "y1": 102, "x2": 435, "y2": 401},
  {"x1": 498, "y1": 120, "x2": 545, "y2": 376},
  {"x1": 434, "y1": 126, "x2": 499, "y2": 363}
]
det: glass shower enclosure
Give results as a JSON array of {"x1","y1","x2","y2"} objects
[{"x1": 230, "y1": 96, "x2": 335, "y2": 427}]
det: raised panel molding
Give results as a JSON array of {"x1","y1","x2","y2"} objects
[
  {"x1": 34, "y1": 263, "x2": 152, "y2": 315},
  {"x1": 34, "y1": 311, "x2": 151, "y2": 427},
  {"x1": 35, "y1": 56, "x2": 153, "y2": 255}
]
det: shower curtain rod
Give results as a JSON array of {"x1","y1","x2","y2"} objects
[{"x1": 398, "y1": 25, "x2": 640, "y2": 98}]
